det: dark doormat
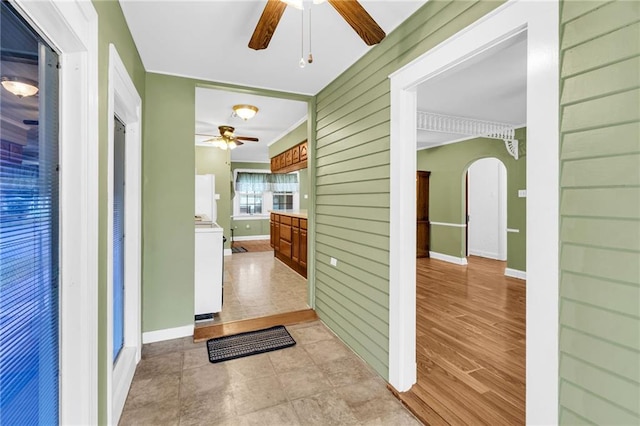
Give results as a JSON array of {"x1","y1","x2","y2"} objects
[
  {"x1": 207, "y1": 325, "x2": 296, "y2": 363},
  {"x1": 231, "y1": 246, "x2": 248, "y2": 253}
]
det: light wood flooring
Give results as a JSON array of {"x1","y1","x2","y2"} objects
[
  {"x1": 232, "y1": 239, "x2": 272, "y2": 252},
  {"x1": 394, "y1": 256, "x2": 526, "y2": 425}
]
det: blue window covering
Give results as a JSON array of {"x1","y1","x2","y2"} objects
[
  {"x1": 113, "y1": 117, "x2": 125, "y2": 361},
  {"x1": 0, "y1": 4, "x2": 60, "y2": 424}
]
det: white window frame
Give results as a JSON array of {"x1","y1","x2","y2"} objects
[
  {"x1": 11, "y1": 0, "x2": 100, "y2": 424},
  {"x1": 232, "y1": 169, "x2": 299, "y2": 220}
]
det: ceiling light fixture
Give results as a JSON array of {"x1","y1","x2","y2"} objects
[
  {"x1": 281, "y1": 0, "x2": 303, "y2": 10},
  {"x1": 1, "y1": 76, "x2": 39, "y2": 98},
  {"x1": 232, "y1": 104, "x2": 258, "y2": 121}
]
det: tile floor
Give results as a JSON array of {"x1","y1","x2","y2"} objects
[
  {"x1": 210, "y1": 251, "x2": 309, "y2": 324},
  {"x1": 119, "y1": 320, "x2": 420, "y2": 425}
]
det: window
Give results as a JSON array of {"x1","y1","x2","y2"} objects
[
  {"x1": 239, "y1": 193, "x2": 263, "y2": 215},
  {"x1": 233, "y1": 170, "x2": 299, "y2": 218},
  {"x1": 273, "y1": 192, "x2": 294, "y2": 210},
  {"x1": 0, "y1": 3, "x2": 60, "y2": 423}
]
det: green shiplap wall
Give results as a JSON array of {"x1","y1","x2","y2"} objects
[
  {"x1": 314, "y1": 0, "x2": 504, "y2": 378},
  {"x1": 230, "y1": 161, "x2": 270, "y2": 238},
  {"x1": 559, "y1": 1, "x2": 640, "y2": 424},
  {"x1": 416, "y1": 129, "x2": 527, "y2": 271},
  {"x1": 91, "y1": 0, "x2": 146, "y2": 422}
]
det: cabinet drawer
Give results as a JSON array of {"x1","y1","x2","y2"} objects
[
  {"x1": 280, "y1": 215, "x2": 292, "y2": 225},
  {"x1": 300, "y1": 219, "x2": 307, "y2": 230},
  {"x1": 292, "y1": 217, "x2": 299, "y2": 228},
  {"x1": 279, "y1": 240, "x2": 292, "y2": 258},
  {"x1": 271, "y1": 213, "x2": 279, "y2": 222},
  {"x1": 280, "y1": 224, "x2": 291, "y2": 242}
]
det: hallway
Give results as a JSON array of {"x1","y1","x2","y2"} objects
[{"x1": 397, "y1": 256, "x2": 526, "y2": 425}]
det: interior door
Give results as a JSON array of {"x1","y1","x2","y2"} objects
[{"x1": 113, "y1": 116, "x2": 125, "y2": 361}]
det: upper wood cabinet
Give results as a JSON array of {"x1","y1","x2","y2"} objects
[{"x1": 271, "y1": 140, "x2": 308, "y2": 173}]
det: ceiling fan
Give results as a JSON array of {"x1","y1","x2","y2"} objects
[
  {"x1": 249, "y1": 0, "x2": 386, "y2": 50},
  {"x1": 196, "y1": 125, "x2": 259, "y2": 150}
]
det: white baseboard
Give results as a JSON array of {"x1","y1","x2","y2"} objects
[
  {"x1": 232, "y1": 234, "x2": 270, "y2": 241},
  {"x1": 468, "y1": 249, "x2": 501, "y2": 259},
  {"x1": 224, "y1": 248, "x2": 232, "y2": 256},
  {"x1": 429, "y1": 251, "x2": 468, "y2": 265},
  {"x1": 142, "y1": 324, "x2": 193, "y2": 344},
  {"x1": 505, "y1": 268, "x2": 527, "y2": 280}
]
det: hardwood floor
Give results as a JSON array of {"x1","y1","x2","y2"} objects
[
  {"x1": 395, "y1": 256, "x2": 526, "y2": 425},
  {"x1": 232, "y1": 239, "x2": 272, "y2": 252}
]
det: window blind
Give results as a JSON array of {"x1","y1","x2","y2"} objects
[{"x1": 0, "y1": 5, "x2": 60, "y2": 423}]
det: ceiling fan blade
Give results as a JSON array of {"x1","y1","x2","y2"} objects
[
  {"x1": 236, "y1": 136, "x2": 259, "y2": 142},
  {"x1": 327, "y1": 0, "x2": 386, "y2": 46},
  {"x1": 249, "y1": 0, "x2": 287, "y2": 50},
  {"x1": 235, "y1": 141, "x2": 244, "y2": 146}
]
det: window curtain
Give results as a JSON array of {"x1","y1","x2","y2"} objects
[
  {"x1": 235, "y1": 172, "x2": 298, "y2": 193},
  {"x1": 270, "y1": 173, "x2": 298, "y2": 192}
]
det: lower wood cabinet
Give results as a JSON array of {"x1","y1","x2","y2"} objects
[{"x1": 270, "y1": 213, "x2": 307, "y2": 278}]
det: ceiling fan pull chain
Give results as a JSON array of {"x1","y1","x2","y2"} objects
[
  {"x1": 299, "y1": 7, "x2": 305, "y2": 68},
  {"x1": 308, "y1": 5, "x2": 313, "y2": 63}
]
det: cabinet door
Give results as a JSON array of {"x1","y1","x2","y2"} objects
[
  {"x1": 299, "y1": 142, "x2": 308, "y2": 161},
  {"x1": 292, "y1": 145, "x2": 300, "y2": 164},
  {"x1": 285, "y1": 149, "x2": 293, "y2": 166},
  {"x1": 274, "y1": 220, "x2": 280, "y2": 252},
  {"x1": 300, "y1": 229, "x2": 307, "y2": 268}
]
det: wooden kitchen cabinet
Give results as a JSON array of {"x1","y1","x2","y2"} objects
[
  {"x1": 270, "y1": 212, "x2": 307, "y2": 278},
  {"x1": 270, "y1": 140, "x2": 308, "y2": 173}
]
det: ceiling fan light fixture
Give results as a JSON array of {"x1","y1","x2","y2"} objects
[
  {"x1": 1, "y1": 76, "x2": 39, "y2": 98},
  {"x1": 232, "y1": 104, "x2": 259, "y2": 121}
]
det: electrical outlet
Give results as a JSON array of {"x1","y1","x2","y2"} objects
[
  {"x1": 330, "y1": 257, "x2": 338, "y2": 267},
  {"x1": 245, "y1": 224, "x2": 250, "y2": 229},
  {"x1": 304, "y1": 194, "x2": 308, "y2": 199},
  {"x1": 518, "y1": 189, "x2": 527, "y2": 198}
]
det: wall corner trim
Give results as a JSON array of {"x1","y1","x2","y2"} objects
[
  {"x1": 224, "y1": 248, "x2": 233, "y2": 256},
  {"x1": 142, "y1": 324, "x2": 194, "y2": 344},
  {"x1": 505, "y1": 268, "x2": 527, "y2": 280},
  {"x1": 429, "y1": 252, "x2": 469, "y2": 265}
]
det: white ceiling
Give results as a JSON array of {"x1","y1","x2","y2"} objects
[
  {"x1": 120, "y1": 1, "x2": 527, "y2": 161},
  {"x1": 416, "y1": 32, "x2": 527, "y2": 149},
  {"x1": 195, "y1": 88, "x2": 307, "y2": 163}
]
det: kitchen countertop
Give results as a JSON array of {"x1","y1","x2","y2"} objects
[{"x1": 270, "y1": 209, "x2": 307, "y2": 219}]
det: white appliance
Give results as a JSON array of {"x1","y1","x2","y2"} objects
[{"x1": 194, "y1": 174, "x2": 223, "y2": 317}]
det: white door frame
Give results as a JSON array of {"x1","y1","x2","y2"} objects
[
  {"x1": 12, "y1": 0, "x2": 100, "y2": 424},
  {"x1": 388, "y1": 1, "x2": 559, "y2": 424},
  {"x1": 106, "y1": 44, "x2": 142, "y2": 425}
]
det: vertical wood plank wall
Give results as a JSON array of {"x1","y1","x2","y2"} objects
[
  {"x1": 559, "y1": 1, "x2": 640, "y2": 423},
  {"x1": 313, "y1": 0, "x2": 503, "y2": 378}
]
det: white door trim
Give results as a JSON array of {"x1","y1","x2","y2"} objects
[
  {"x1": 12, "y1": 0, "x2": 100, "y2": 424},
  {"x1": 106, "y1": 44, "x2": 143, "y2": 426},
  {"x1": 388, "y1": 1, "x2": 559, "y2": 424}
]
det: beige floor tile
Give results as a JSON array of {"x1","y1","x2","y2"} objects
[
  {"x1": 317, "y1": 353, "x2": 376, "y2": 387},
  {"x1": 350, "y1": 395, "x2": 421, "y2": 425},
  {"x1": 334, "y1": 377, "x2": 392, "y2": 406},
  {"x1": 268, "y1": 345, "x2": 315, "y2": 374},
  {"x1": 303, "y1": 337, "x2": 355, "y2": 364},
  {"x1": 119, "y1": 397, "x2": 180, "y2": 426},
  {"x1": 231, "y1": 375, "x2": 288, "y2": 416},
  {"x1": 233, "y1": 402, "x2": 301, "y2": 426},
  {"x1": 132, "y1": 351, "x2": 183, "y2": 381},
  {"x1": 224, "y1": 353, "x2": 275, "y2": 382},
  {"x1": 277, "y1": 364, "x2": 333, "y2": 400},
  {"x1": 289, "y1": 323, "x2": 335, "y2": 345},
  {"x1": 124, "y1": 372, "x2": 181, "y2": 411},
  {"x1": 180, "y1": 363, "x2": 231, "y2": 399},
  {"x1": 290, "y1": 390, "x2": 360, "y2": 425},
  {"x1": 179, "y1": 390, "x2": 236, "y2": 426},
  {"x1": 141, "y1": 337, "x2": 184, "y2": 359},
  {"x1": 183, "y1": 346, "x2": 210, "y2": 371}
]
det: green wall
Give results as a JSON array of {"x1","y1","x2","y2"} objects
[
  {"x1": 195, "y1": 146, "x2": 232, "y2": 242},
  {"x1": 559, "y1": 1, "x2": 640, "y2": 423},
  {"x1": 314, "y1": 0, "x2": 505, "y2": 379},
  {"x1": 268, "y1": 121, "x2": 307, "y2": 157},
  {"x1": 91, "y1": 0, "x2": 146, "y2": 423},
  {"x1": 143, "y1": 73, "x2": 197, "y2": 334},
  {"x1": 230, "y1": 161, "x2": 270, "y2": 238},
  {"x1": 416, "y1": 128, "x2": 527, "y2": 271}
]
